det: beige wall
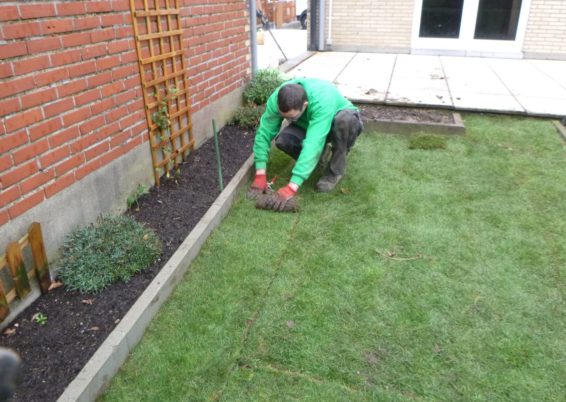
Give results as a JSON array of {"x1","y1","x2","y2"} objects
[
  {"x1": 523, "y1": 0, "x2": 566, "y2": 59},
  {"x1": 326, "y1": 0, "x2": 414, "y2": 53}
]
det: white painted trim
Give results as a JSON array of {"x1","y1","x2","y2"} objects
[{"x1": 411, "y1": 0, "x2": 532, "y2": 57}]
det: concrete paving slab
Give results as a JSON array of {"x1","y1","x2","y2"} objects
[
  {"x1": 452, "y1": 92, "x2": 524, "y2": 113},
  {"x1": 386, "y1": 88, "x2": 452, "y2": 107},
  {"x1": 334, "y1": 53, "x2": 396, "y2": 102},
  {"x1": 441, "y1": 56, "x2": 511, "y2": 95},
  {"x1": 529, "y1": 60, "x2": 566, "y2": 90},
  {"x1": 289, "y1": 52, "x2": 356, "y2": 82},
  {"x1": 487, "y1": 58, "x2": 566, "y2": 98},
  {"x1": 515, "y1": 96, "x2": 566, "y2": 117}
]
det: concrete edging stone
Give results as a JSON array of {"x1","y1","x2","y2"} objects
[
  {"x1": 362, "y1": 112, "x2": 466, "y2": 135},
  {"x1": 552, "y1": 120, "x2": 566, "y2": 143},
  {"x1": 57, "y1": 154, "x2": 255, "y2": 402}
]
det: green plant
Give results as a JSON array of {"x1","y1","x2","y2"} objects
[
  {"x1": 408, "y1": 134, "x2": 447, "y2": 150},
  {"x1": 32, "y1": 312, "x2": 48, "y2": 325},
  {"x1": 243, "y1": 69, "x2": 285, "y2": 106},
  {"x1": 152, "y1": 87, "x2": 179, "y2": 177},
  {"x1": 127, "y1": 184, "x2": 148, "y2": 210},
  {"x1": 230, "y1": 103, "x2": 265, "y2": 129},
  {"x1": 58, "y1": 215, "x2": 161, "y2": 293}
]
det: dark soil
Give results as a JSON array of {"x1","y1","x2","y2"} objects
[
  {"x1": 358, "y1": 104, "x2": 455, "y2": 124},
  {"x1": 0, "y1": 125, "x2": 254, "y2": 402}
]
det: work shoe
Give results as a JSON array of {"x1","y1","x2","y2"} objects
[
  {"x1": 316, "y1": 174, "x2": 343, "y2": 192},
  {"x1": 0, "y1": 348, "x2": 21, "y2": 401}
]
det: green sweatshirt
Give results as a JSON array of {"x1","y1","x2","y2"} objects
[{"x1": 253, "y1": 78, "x2": 356, "y2": 186}]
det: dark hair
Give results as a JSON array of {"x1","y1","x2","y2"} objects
[{"x1": 277, "y1": 84, "x2": 307, "y2": 113}]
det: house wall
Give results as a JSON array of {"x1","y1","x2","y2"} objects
[
  {"x1": 0, "y1": 0, "x2": 250, "y2": 260},
  {"x1": 325, "y1": 0, "x2": 413, "y2": 53},
  {"x1": 523, "y1": 0, "x2": 566, "y2": 59}
]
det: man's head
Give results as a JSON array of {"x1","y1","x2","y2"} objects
[{"x1": 278, "y1": 84, "x2": 308, "y2": 121}]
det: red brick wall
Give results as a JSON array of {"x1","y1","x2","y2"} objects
[{"x1": 0, "y1": 0, "x2": 250, "y2": 228}]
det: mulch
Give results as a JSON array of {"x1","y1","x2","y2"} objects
[
  {"x1": 358, "y1": 104, "x2": 455, "y2": 124},
  {"x1": 0, "y1": 125, "x2": 254, "y2": 402}
]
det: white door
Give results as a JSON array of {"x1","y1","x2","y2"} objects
[{"x1": 412, "y1": 0, "x2": 532, "y2": 58}]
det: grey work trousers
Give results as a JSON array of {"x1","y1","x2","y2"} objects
[{"x1": 275, "y1": 109, "x2": 364, "y2": 177}]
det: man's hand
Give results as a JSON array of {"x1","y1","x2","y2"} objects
[
  {"x1": 247, "y1": 173, "x2": 268, "y2": 199},
  {"x1": 256, "y1": 183, "x2": 299, "y2": 212}
]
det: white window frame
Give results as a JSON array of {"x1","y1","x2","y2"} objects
[{"x1": 411, "y1": 0, "x2": 532, "y2": 58}]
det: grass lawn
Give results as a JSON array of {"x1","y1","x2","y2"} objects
[{"x1": 101, "y1": 115, "x2": 565, "y2": 401}]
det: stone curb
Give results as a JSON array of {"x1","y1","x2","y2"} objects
[
  {"x1": 57, "y1": 155, "x2": 255, "y2": 402},
  {"x1": 552, "y1": 120, "x2": 566, "y2": 143},
  {"x1": 362, "y1": 112, "x2": 466, "y2": 135}
]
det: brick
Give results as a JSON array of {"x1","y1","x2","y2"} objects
[
  {"x1": 110, "y1": 129, "x2": 130, "y2": 148},
  {"x1": 61, "y1": 32, "x2": 91, "y2": 48},
  {"x1": 34, "y1": 67, "x2": 69, "y2": 87},
  {"x1": 98, "y1": 121, "x2": 120, "y2": 139},
  {"x1": 111, "y1": 64, "x2": 135, "y2": 80},
  {"x1": 0, "y1": 210, "x2": 8, "y2": 226},
  {"x1": 92, "y1": 27, "x2": 115, "y2": 43},
  {"x1": 50, "y1": 49, "x2": 82, "y2": 67},
  {"x1": 13, "y1": 139, "x2": 49, "y2": 164},
  {"x1": 86, "y1": 1, "x2": 114, "y2": 13},
  {"x1": 19, "y1": 170, "x2": 55, "y2": 195},
  {"x1": 0, "y1": 160, "x2": 37, "y2": 188},
  {"x1": 63, "y1": 106, "x2": 91, "y2": 127},
  {"x1": 5, "y1": 107, "x2": 42, "y2": 133},
  {"x1": 21, "y1": 88, "x2": 58, "y2": 110},
  {"x1": 74, "y1": 88, "x2": 101, "y2": 107},
  {"x1": 100, "y1": 14, "x2": 127, "y2": 27},
  {"x1": 0, "y1": 76, "x2": 34, "y2": 99},
  {"x1": 0, "y1": 5, "x2": 19, "y2": 22},
  {"x1": 0, "y1": 186, "x2": 20, "y2": 209},
  {"x1": 2, "y1": 21, "x2": 42, "y2": 40},
  {"x1": 85, "y1": 141, "x2": 110, "y2": 161},
  {"x1": 87, "y1": 71, "x2": 113, "y2": 88},
  {"x1": 19, "y1": 3, "x2": 56, "y2": 19},
  {"x1": 112, "y1": 1, "x2": 131, "y2": 12},
  {"x1": 58, "y1": 78, "x2": 88, "y2": 97},
  {"x1": 8, "y1": 190, "x2": 44, "y2": 219},
  {"x1": 108, "y1": 39, "x2": 131, "y2": 54},
  {"x1": 79, "y1": 115, "x2": 106, "y2": 135},
  {"x1": 29, "y1": 117, "x2": 63, "y2": 141},
  {"x1": 67, "y1": 61, "x2": 96, "y2": 79},
  {"x1": 45, "y1": 172, "x2": 75, "y2": 198},
  {"x1": 54, "y1": 154, "x2": 84, "y2": 176},
  {"x1": 0, "y1": 42, "x2": 28, "y2": 59},
  {"x1": 0, "y1": 154, "x2": 12, "y2": 174},
  {"x1": 0, "y1": 63, "x2": 12, "y2": 79},
  {"x1": 82, "y1": 44, "x2": 108, "y2": 60},
  {"x1": 55, "y1": 2, "x2": 87, "y2": 16},
  {"x1": 113, "y1": 89, "x2": 137, "y2": 106},
  {"x1": 39, "y1": 145, "x2": 71, "y2": 169},
  {"x1": 0, "y1": 97, "x2": 21, "y2": 116},
  {"x1": 13, "y1": 55, "x2": 51, "y2": 75},
  {"x1": 96, "y1": 55, "x2": 121, "y2": 72},
  {"x1": 48, "y1": 126, "x2": 80, "y2": 148},
  {"x1": 43, "y1": 98, "x2": 75, "y2": 119},
  {"x1": 103, "y1": 81, "x2": 126, "y2": 97},
  {"x1": 90, "y1": 98, "x2": 115, "y2": 115},
  {"x1": 78, "y1": 15, "x2": 103, "y2": 30},
  {"x1": 40, "y1": 19, "x2": 75, "y2": 36},
  {"x1": 0, "y1": 131, "x2": 28, "y2": 154}
]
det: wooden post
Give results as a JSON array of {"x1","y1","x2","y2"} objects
[
  {"x1": 0, "y1": 282, "x2": 10, "y2": 321},
  {"x1": 6, "y1": 243, "x2": 31, "y2": 299},
  {"x1": 28, "y1": 223, "x2": 52, "y2": 294}
]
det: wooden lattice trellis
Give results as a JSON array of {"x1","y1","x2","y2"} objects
[{"x1": 129, "y1": 0, "x2": 194, "y2": 186}]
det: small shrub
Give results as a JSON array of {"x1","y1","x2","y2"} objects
[
  {"x1": 243, "y1": 69, "x2": 285, "y2": 106},
  {"x1": 58, "y1": 215, "x2": 161, "y2": 293},
  {"x1": 230, "y1": 103, "x2": 265, "y2": 129},
  {"x1": 409, "y1": 134, "x2": 447, "y2": 150}
]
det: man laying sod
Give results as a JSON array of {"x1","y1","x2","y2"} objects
[{"x1": 248, "y1": 78, "x2": 363, "y2": 212}]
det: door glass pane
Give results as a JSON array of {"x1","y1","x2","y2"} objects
[
  {"x1": 474, "y1": 0, "x2": 523, "y2": 40},
  {"x1": 419, "y1": 0, "x2": 465, "y2": 38}
]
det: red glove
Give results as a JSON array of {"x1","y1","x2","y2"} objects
[
  {"x1": 277, "y1": 184, "x2": 297, "y2": 200},
  {"x1": 247, "y1": 173, "x2": 268, "y2": 199}
]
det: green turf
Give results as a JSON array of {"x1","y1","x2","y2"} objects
[{"x1": 101, "y1": 114, "x2": 566, "y2": 401}]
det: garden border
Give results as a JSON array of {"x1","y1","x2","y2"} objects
[
  {"x1": 552, "y1": 120, "x2": 566, "y2": 143},
  {"x1": 361, "y1": 111, "x2": 466, "y2": 135},
  {"x1": 57, "y1": 154, "x2": 255, "y2": 402}
]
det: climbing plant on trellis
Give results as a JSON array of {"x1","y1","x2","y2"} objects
[{"x1": 129, "y1": 0, "x2": 194, "y2": 185}]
